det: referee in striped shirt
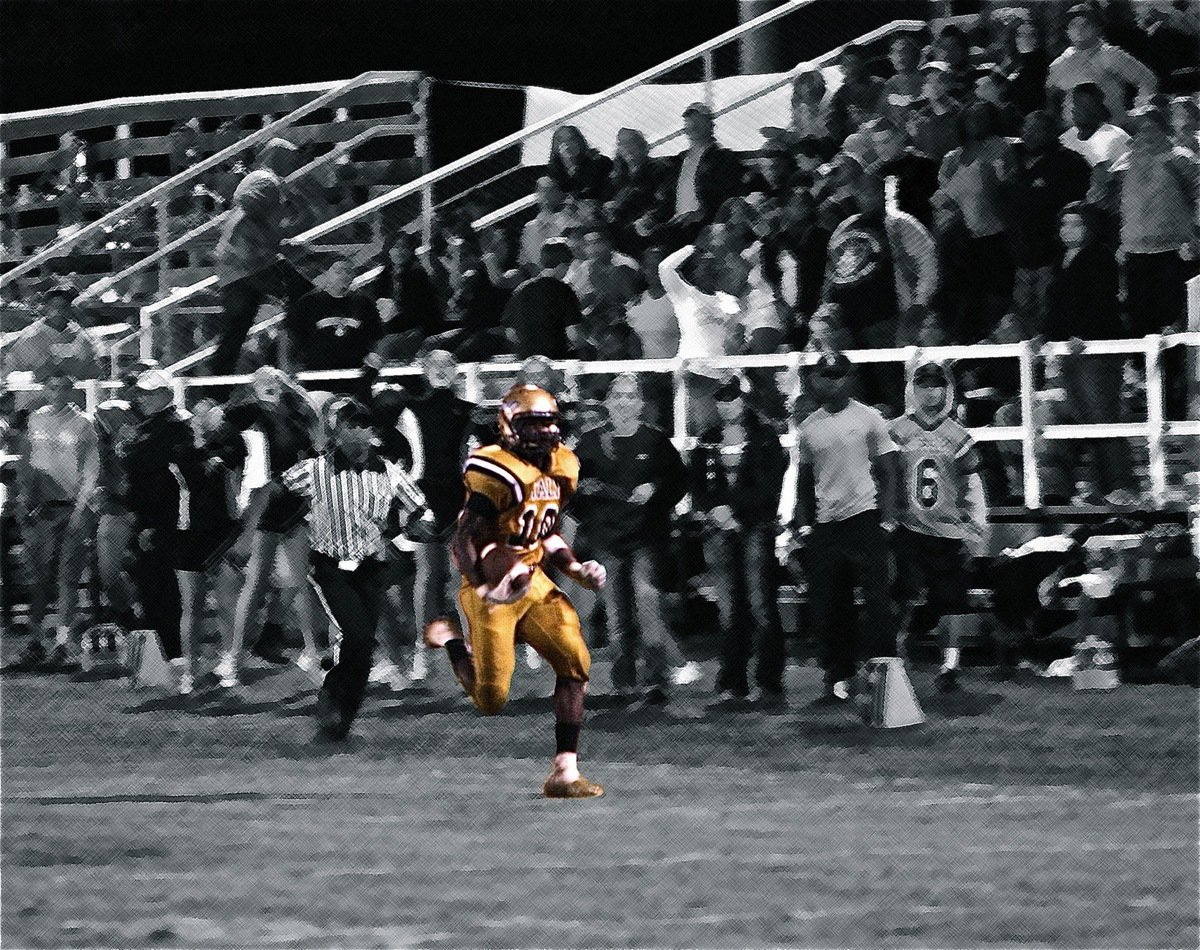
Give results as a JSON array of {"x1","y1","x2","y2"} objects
[{"x1": 280, "y1": 397, "x2": 427, "y2": 741}]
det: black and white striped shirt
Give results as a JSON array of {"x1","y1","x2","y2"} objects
[{"x1": 281, "y1": 453, "x2": 425, "y2": 561}]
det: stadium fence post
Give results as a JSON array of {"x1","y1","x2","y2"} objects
[
  {"x1": 138, "y1": 306, "x2": 153, "y2": 361},
  {"x1": 1018, "y1": 340, "x2": 1042, "y2": 509},
  {"x1": 1144, "y1": 334, "x2": 1166, "y2": 507}
]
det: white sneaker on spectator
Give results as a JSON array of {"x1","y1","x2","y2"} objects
[
  {"x1": 295, "y1": 650, "x2": 324, "y2": 685},
  {"x1": 524, "y1": 644, "x2": 543, "y2": 670},
  {"x1": 369, "y1": 661, "x2": 410, "y2": 692},
  {"x1": 214, "y1": 652, "x2": 239, "y2": 689},
  {"x1": 409, "y1": 648, "x2": 428, "y2": 681},
  {"x1": 671, "y1": 661, "x2": 703, "y2": 686},
  {"x1": 171, "y1": 658, "x2": 193, "y2": 696}
]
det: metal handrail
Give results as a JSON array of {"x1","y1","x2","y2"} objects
[
  {"x1": 75, "y1": 122, "x2": 414, "y2": 304},
  {"x1": 0, "y1": 70, "x2": 416, "y2": 288},
  {"x1": 116, "y1": 0, "x2": 825, "y2": 366},
  {"x1": 471, "y1": 18, "x2": 928, "y2": 233},
  {"x1": 286, "y1": 0, "x2": 820, "y2": 246},
  {"x1": 165, "y1": 333, "x2": 1200, "y2": 510}
]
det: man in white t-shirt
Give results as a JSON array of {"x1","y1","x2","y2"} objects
[
  {"x1": 1059, "y1": 82, "x2": 1132, "y2": 168},
  {"x1": 791, "y1": 351, "x2": 900, "y2": 704}
]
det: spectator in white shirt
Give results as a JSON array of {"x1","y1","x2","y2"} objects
[
  {"x1": 1046, "y1": 4, "x2": 1157, "y2": 128},
  {"x1": 1059, "y1": 81, "x2": 1133, "y2": 168},
  {"x1": 518, "y1": 177, "x2": 572, "y2": 276}
]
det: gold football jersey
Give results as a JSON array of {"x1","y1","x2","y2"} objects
[{"x1": 462, "y1": 443, "x2": 579, "y2": 566}]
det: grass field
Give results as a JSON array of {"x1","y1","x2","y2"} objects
[{"x1": 2, "y1": 643, "x2": 1197, "y2": 950}]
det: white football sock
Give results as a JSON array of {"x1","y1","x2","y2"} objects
[{"x1": 942, "y1": 647, "x2": 960, "y2": 670}]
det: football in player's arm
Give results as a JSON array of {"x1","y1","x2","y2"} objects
[
  {"x1": 890, "y1": 357, "x2": 989, "y2": 692},
  {"x1": 423, "y1": 383, "x2": 608, "y2": 799}
]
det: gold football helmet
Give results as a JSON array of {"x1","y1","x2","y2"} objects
[{"x1": 498, "y1": 383, "x2": 561, "y2": 460}]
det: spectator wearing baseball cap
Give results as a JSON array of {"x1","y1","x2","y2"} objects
[
  {"x1": 1047, "y1": 4, "x2": 1158, "y2": 129},
  {"x1": 656, "y1": 101, "x2": 746, "y2": 248},
  {"x1": 123, "y1": 366, "x2": 243, "y2": 694},
  {"x1": 2, "y1": 279, "x2": 100, "y2": 384},
  {"x1": 1119, "y1": 100, "x2": 1200, "y2": 336},
  {"x1": 7, "y1": 368, "x2": 99, "y2": 671},
  {"x1": 973, "y1": 65, "x2": 1025, "y2": 137},
  {"x1": 911, "y1": 61, "x2": 964, "y2": 163},
  {"x1": 789, "y1": 350, "x2": 901, "y2": 704}
]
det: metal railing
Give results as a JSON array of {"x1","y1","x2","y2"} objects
[
  {"x1": 117, "y1": 3, "x2": 921, "y2": 373},
  {"x1": 0, "y1": 70, "x2": 425, "y2": 288},
  {"x1": 42, "y1": 334, "x2": 1199, "y2": 516},
  {"x1": 286, "y1": 0, "x2": 824, "y2": 247}
]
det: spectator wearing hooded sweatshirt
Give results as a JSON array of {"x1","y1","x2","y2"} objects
[
  {"x1": 889, "y1": 356, "x2": 989, "y2": 693},
  {"x1": 211, "y1": 169, "x2": 311, "y2": 374}
]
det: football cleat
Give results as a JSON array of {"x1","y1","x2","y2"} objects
[
  {"x1": 670, "y1": 661, "x2": 702, "y2": 686},
  {"x1": 543, "y1": 773, "x2": 605, "y2": 799},
  {"x1": 497, "y1": 384, "x2": 561, "y2": 461}
]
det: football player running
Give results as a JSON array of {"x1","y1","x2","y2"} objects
[
  {"x1": 423, "y1": 383, "x2": 608, "y2": 799},
  {"x1": 890, "y1": 356, "x2": 989, "y2": 692}
]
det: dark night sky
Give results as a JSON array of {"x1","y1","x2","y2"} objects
[
  {"x1": 0, "y1": 0, "x2": 927, "y2": 110},
  {"x1": 1, "y1": 1, "x2": 926, "y2": 165}
]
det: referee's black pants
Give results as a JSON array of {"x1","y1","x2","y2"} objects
[
  {"x1": 806, "y1": 510, "x2": 897, "y2": 688},
  {"x1": 312, "y1": 553, "x2": 387, "y2": 728}
]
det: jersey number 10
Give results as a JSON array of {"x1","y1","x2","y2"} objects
[{"x1": 515, "y1": 503, "x2": 559, "y2": 547}]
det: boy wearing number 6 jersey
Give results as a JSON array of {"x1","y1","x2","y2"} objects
[{"x1": 890, "y1": 357, "x2": 989, "y2": 691}]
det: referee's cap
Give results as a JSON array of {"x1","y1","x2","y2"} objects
[{"x1": 328, "y1": 396, "x2": 373, "y2": 429}]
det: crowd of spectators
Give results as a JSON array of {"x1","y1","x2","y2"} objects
[{"x1": 1, "y1": 3, "x2": 1198, "y2": 702}]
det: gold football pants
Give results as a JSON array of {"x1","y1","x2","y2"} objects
[{"x1": 457, "y1": 567, "x2": 590, "y2": 714}]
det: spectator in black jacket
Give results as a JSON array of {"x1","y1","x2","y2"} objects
[
  {"x1": 547, "y1": 125, "x2": 612, "y2": 202},
  {"x1": 871, "y1": 116, "x2": 940, "y2": 227},
  {"x1": 657, "y1": 102, "x2": 746, "y2": 248},
  {"x1": 283, "y1": 256, "x2": 382, "y2": 372},
  {"x1": 422, "y1": 236, "x2": 511, "y2": 360},
  {"x1": 498, "y1": 239, "x2": 583, "y2": 360},
  {"x1": 1009, "y1": 110, "x2": 1092, "y2": 336},
  {"x1": 125, "y1": 369, "x2": 242, "y2": 695},
  {"x1": 1045, "y1": 201, "x2": 1134, "y2": 499},
  {"x1": 374, "y1": 229, "x2": 444, "y2": 364},
  {"x1": 688, "y1": 374, "x2": 789, "y2": 707},
  {"x1": 573, "y1": 372, "x2": 693, "y2": 704},
  {"x1": 604, "y1": 128, "x2": 670, "y2": 256}
]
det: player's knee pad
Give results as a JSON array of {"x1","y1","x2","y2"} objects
[{"x1": 472, "y1": 680, "x2": 510, "y2": 715}]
